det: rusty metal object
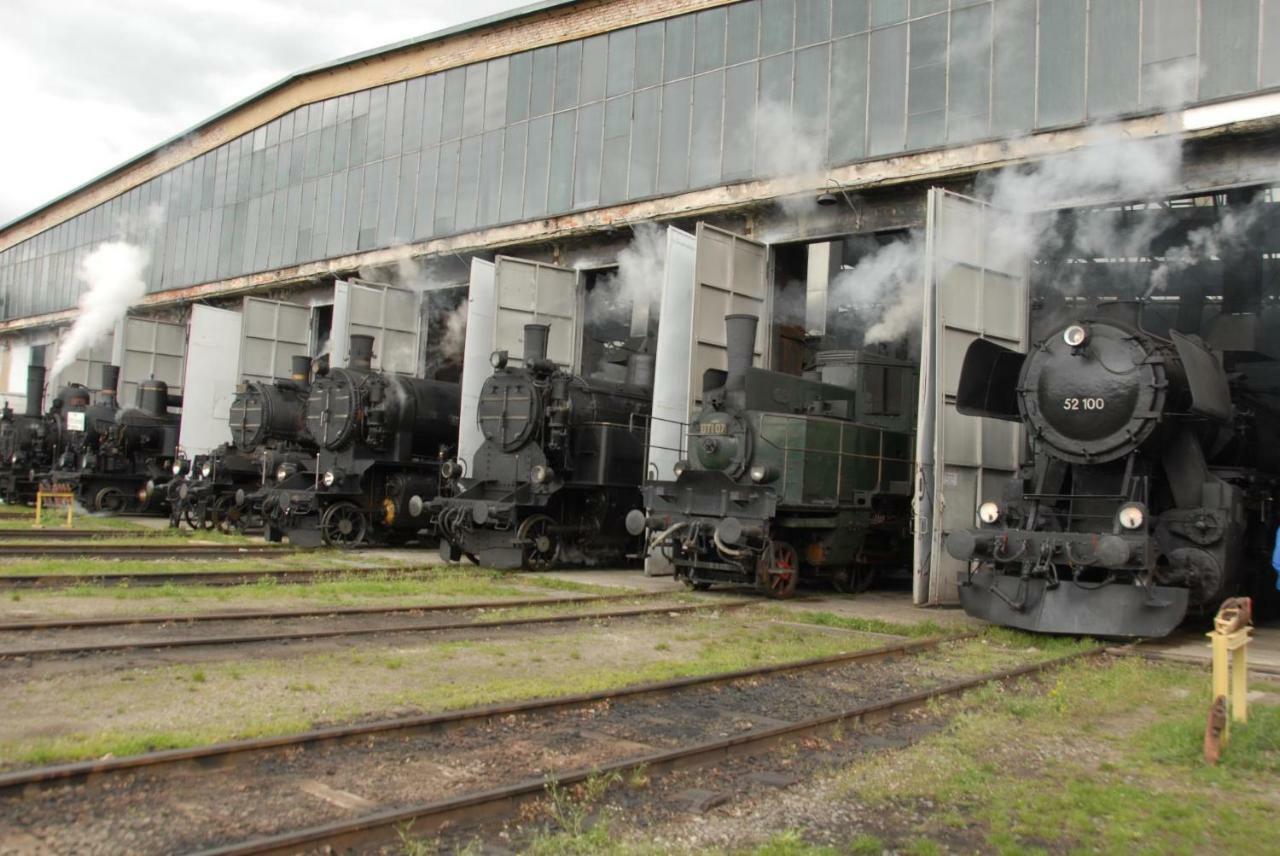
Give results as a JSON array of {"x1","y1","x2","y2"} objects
[
  {"x1": 1204, "y1": 694, "x2": 1228, "y2": 764},
  {"x1": 0, "y1": 632, "x2": 972, "y2": 795}
]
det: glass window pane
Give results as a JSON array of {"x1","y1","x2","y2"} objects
[
  {"x1": 384, "y1": 82, "x2": 406, "y2": 156},
  {"x1": 358, "y1": 163, "x2": 381, "y2": 250},
  {"x1": 403, "y1": 77, "x2": 425, "y2": 152},
  {"x1": 275, "y1": 139, "x2": 292, "y2": 190},
  {"x1": 500, "y1": 123, "x2": 528, "y2": 223},
  {"x1": 947, "y1": 3, "x2": 991, "y2": 142},
  {"x1": 690, "y1": 71, "x2": 724, "y2": 187},
  {"x1": 283, "y1": 184, "x2": 302, "y2": 264},
  {"x1": 1037, "y1": 0, "x2": 1086, "y2": 126},
  {"x1": 548, "y1": 111, "x2": 577, "y2": 213},
  {"x1": 867, "y1": 23, "x2": 907, "y2": 155},
  {"x1": 413, "y1": 147, "x2": 438, "y2": 240},
  {"x1": 317, "y1": 125, "x2": 336, "y2": 176},
  {"x1": 635, "y1": 22, "x2": 665, "y2": 88},
  {"x1": 758, "y1": 50, "x2": 792, "y2": 109},
  {"x1": 507, "y1": 53, "x2": 532, "y2": 122},
  {"x1": 434, "y1": 142, "x2": 459, "y2": 234},
  {"x1": 727, "y1": 0, "x2": 760, "y2": 64},
  {"x1": 991, "y1": 0, "x2": 1036, "y2": 134},
  {"x1": 1200, "y1": 0, "x2": 1259, "y2": 99},
  {"x1": 1141, "y1": 0, "x2": 1197, "y2": 104},
  {"x1": 464, "y1": 65, "x2": 487, "y2": 137},
  {"x1": 665, "y1": 16, "x2": 695, "y2": 81},
  {"x1": 795, "y1": 0, "x2": 830, "y2": 47},
  {"x1": 601, "y1": 96, "x2": 631, "y2": 204},
  {"x1": 349, "y1": 113, "x2": 368, "y2": 167},
  {"x1": 332, "y1": 120, "x2": 351, "y2": 174},
  {"x1": 1264, "y1": 0, "x2": 1280, "y2": 85},
  {"x1": 628, "y1": 87, "x2": 660, "y2": 197},
  {"x1": 485, "y1": 59, "x2": 509, "y2": 131},
  {"x1": 555, "y1": 41, "x2": 582, "y2": 109},
  {"x1": 1087, "y1": 0, "x2": 1139, "y2": 117},
  {"x1": 573, "y1": 101, "x2": 604, "y2": 207},
  {"x1": 366, "y1": 86, "x2": 388, "y2": 162},
  {"x1": 309, "y1": 176, "x2": 329, "y2": 261},
  {"x1": 607, "y1": 29, "x2": 636, "y2": 96},
  {"x1": 794, "y1": 43, "x2": 829, "y2": 144},
  {"x1": 341, "y1": 168, "x2": 362, "y2": 254},
  {"x1": 696, "y1": 7, "x2": 727, "y2": 73},
  {"x1": 530, "y1": 46, "x2": 556, "y2": 116},
  {"x1": 581, "y1": 35, "x2": 607, "y2": 103},
  {"x1": 870, "y1": 0, "x2": 906, "y2": 27},
  {"x1": 523, "y1": 115, "x2": 552, "y2": 218},
  {"x1": 423, "y1": 75, "x2": 446, "y2": 145},
  {"x1": 657, "y1": 78, "x2": 692, "y2": 193},
  {"x1": 478, "y1": 131, "x2": 503, "y2": 226},
  {"x1": 442, "y1": 68, "x2": 466, "y2": 140},
  {"x1": 910, "y1": 0, "x2": 946, "y2": 16},
  {"x1": 395, "y1": 151, "x2": 419, "y2": 242},
  {"x1": 722, "y1": 61, "x2": 757, "y2": 179},
  {"x1": 760, "y1": 0, "x2": 795, "y2": 55},
  {"x1": 376, "y1": 155, "x2": 401, "y2": 246},
  {"x1": 907, "y1": 14, "x2": 946, "y2": 149}
]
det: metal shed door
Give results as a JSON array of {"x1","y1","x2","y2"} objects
[
  {"x1": 648, "y1": 227, "x2": 698, "y2": 480},
  {"x1": 331, "y1": 279, "x2": 423, "y2": 375},
  {"x1": 913, "y1": 189, "x2": 1030, "y2": 606},
  {"x1": 52, "y1": 330, "x2": 115, "y2": 395},
  {"x1": 238, "y1": 297, "x2": 311, "y2": 384},
  {"x1": 179, "y1": 305, "x2": 243, "y2": 455},
  {"x1": 120, "y1": 317, "x2": 187, "y2": 405},
  {"x1": 688, "y1": 224, "x2": 769, "y2": 408},
  {"x1": 492, "y1": 257, "x2": 582, "y2": 370},
  {"x1": 458, "y1": 259, "x2": 496, "y2": 472}
]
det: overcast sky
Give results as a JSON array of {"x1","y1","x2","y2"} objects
[{"x1": 0, "y1": 0, "x2": 533, "y2": 225}]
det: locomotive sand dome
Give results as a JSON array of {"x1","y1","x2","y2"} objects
[{"x1": 947, "y1": 300, "x2": 1272, "y2": 638}]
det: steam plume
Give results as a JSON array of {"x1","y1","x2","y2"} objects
[
  {"x1": 50, "y1": 242, "x2": 150, "y2": 377},
  {"x1": 828, "y1": 236, "x2": 926, "y2": 347},
  {"x1": 586, "y1": 223, "x2": 667, "y2": 335}
]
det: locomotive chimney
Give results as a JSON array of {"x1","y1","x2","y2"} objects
[
  {"x1": 348, "y1": 335, "x2": 375, "y2": 371},
  {"x1": 100, "y1": 364, "x2": 121, "y2": 405},
  {"x1": 523, "y1": 324, "x2": 551, "y2": 365},
  {"x1": 138, "y1": 380, "x2": 171, "y2": 415},
  {"x1": 290, "y1": 355, "x2": 311, "y2": 383},
  {"x1": 24, "y1": 364, "x2": 46, "y2": 417},
  {"x1": 724, "y1": 314, "x2": 759, "y2": 391}
]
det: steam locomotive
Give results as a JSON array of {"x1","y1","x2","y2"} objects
[
  {"x1": 633, "y1": 314, "x2": 918, "y2": 597},
  {"x1": 0, "y1": 364, "x2": 57, "y2": 505},
  {"x1": 259, "y1": 334, "x2": 460, "y2": 546},
  {"x1": 169, "y1": 356, "x2": 315, "y2": 532},
  {"x1": 946, "y1": 300, "x2": 1280, "y2": 637},
  {"x1": 430, "y1": 323, "x2": 654, "y2": 569},
  {"x1": 51, "y1": 365, "x2": 182, "y2": 513}
]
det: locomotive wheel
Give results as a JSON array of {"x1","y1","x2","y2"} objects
[
  {"x1": 518, "y1": 514, "x2": 560, "y2": 571},
  {"x1": 183, "y1": 506, "x2": 215, "y2": 531},
  {"x1": 213, "y1": 495, "x2": 242, "y2": 534},
  {"x1": 756, "y1": 541, "x2": 800, "y2": 599},
  {"x1": 94, "y1": 487, "x2": 126, "y2": 514},
  {"x1": 831, "y1": 567, "x2": 877, "y2": 595},
  {"x1": 321, "y1": 502, "x2": 368, "y2": 548}
]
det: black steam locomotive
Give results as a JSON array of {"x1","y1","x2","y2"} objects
[
  {"x1": 946, "y1": 300, "x2": 1280, "y2": 637},
  {"x1": 259, "y1": 335, "x2": 460, "y2": 546},
  {"x1": 633, "y1": 314, "x2": 918, "y2": 597},
  {"x1": 168, "y1": 356, "x2": 315, "y2": 532},
  {"x1": 51, "y1": 365, "x2": 182, "y2": 513},
  {"x1": 430, "y1": 323, "x2": 654, "y2": 569},
  {"x1": 0, "y1": 364, "x2": 57, "y2": 505}
]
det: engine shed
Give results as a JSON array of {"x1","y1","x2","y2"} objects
[{"x1": 1, "y1": 0, "x2": 1279, "y2": 609}]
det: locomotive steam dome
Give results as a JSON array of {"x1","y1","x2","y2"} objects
[{"x1": 1019, "y1": 314, "x2": 1168, "y2": 465}]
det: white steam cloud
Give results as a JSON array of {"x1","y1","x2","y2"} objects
[
  {"x1": 1148, "y1": 196, "x2": 1267, "y2": 294},
  {"x1": 50, "y1": 242, "x2": 150, "y2": 377},
  {"x1": 829, "y1": 236, "x2": 926, "y2": 347},
  {"x1": 586, "y1": 223, "x2": 667, "y2": 335}
]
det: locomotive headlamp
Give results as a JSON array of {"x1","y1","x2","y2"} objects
[
  {"x1": 673, "y1": 459, "x2": 689, "y2": 478},
  {"x1": 322, "y1": 470, "x2": 337, "y2": 487},
  {"x1": 1062, "y1": 324, "x2": 1090, "y2": 348},
  {"x1": 139, "y1": 484, "x2": 152, "y2": 502},
  {"x1": 201, "y1": 463, "x2": 213, "y2": 479},
  {"x1": 978, "y1": 501, "x2": 1002, "y2": 524},
  {"x1": 1118, "y1": 503, "x2": 1146, "y2": 530},
  {"x1": 749, "y1": 464, "x2": 779, "y2": 484},
  {"x1": 275, "y1": 464, "x2": 290, "y2": 482},
  {"x1": 490, "y1": 350, "x2": 509, "y2": 370},
  {"x1": 171, "y1": 461, "x2": 183, "y2": 476},
  {"x1": 530, "y1": 464, "x2": 553, "y2": 484},
  {"x1": 440, "y1": 459, "x2": 461, "y2": 480}
]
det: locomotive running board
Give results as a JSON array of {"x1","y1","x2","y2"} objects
[{"x1": 959, "y1": 570, "x2": 1190, "y2": 638}]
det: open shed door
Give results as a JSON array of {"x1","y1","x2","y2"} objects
[
  {"x1": 492, "y1": 257, "x2": 582, "y2": 370},
  {"x1": 120, "y1": 317, "x2": 187, "y2": 405},
  {"x1": 914, "y1": 189, "x2": 1030, "y2": 606},
  {"x1": 331, "y1": 279, "x2": 422, "y2": 375},
  {"x1": 179, "y1": 305, "x2": 243, "y2": 455},
  {"x1": 689, "y1": 224, "x2": 769, "y2": 408},
  {"x1": 458, "y1": 259, "x2": 495, "y2": 472},
  {"x1": 648, "y1": 228, "x2": 698, "y2": 481},
  {"x1": 239, "y1": 297, "x2": 311, "y2": 384}
]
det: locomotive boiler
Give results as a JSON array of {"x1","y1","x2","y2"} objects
[
  {"x1": 169, "y1": 356, "x2": 315, "y2": 533},
  {"x1": 633, "y1": 314, "x2": 918, "y2": 597},
  {"x1": 259, "y1": 334, "x2": 460, "y2": 546},
  {"x1": 430, "y1": 323, "x2": 653, "y2": 570},
  {"x1": 946, "y1": 300, "x2": 1279, "y2": 637},
  {"x1": 52, "y1": 365, "x2": 182, "y2": 513},
  {"x1": 0, "y1": 364, "x2": 57, "y2": 505}
]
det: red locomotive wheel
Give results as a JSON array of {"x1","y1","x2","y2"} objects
[{"x1": 757, "y1": 541, "x2": 799, "y2": 599}]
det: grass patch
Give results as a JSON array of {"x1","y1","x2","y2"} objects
[
  {"x1": 768, "y1": 607, "x2": 949, "y2": 639},
  {"x1": 837, "y1": 657, "x2": 1280, "y2": 854}
]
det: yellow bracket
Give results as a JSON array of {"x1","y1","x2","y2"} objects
[
  {"x1": 34, "y1": 490, "x2": 75, "y2": 529},
  {"x1": 1208, "y1": 619, "x2": 1252, "y2": 742}
]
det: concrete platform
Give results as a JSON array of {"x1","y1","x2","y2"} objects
[{"x1": 1135, "y1": 624, "x2": 1280, "y2": 675}]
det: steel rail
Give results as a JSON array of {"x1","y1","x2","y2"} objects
[
  {"x1": 194, "y1": 645, "x2": 1104, "y2": 856},
  {"x1": 0, "y1": 591, "x2": 666, "y2": 631},
  {"x1": 0, "y1": 544, "x2": 296, "y2": 559},
  {"x1": 0, "y1": 568, "x2": 421, "y2": 589},
  {"x1": 0, "y1": 528, "x2": 179, "y2": 540},
  {"x1": 0, "y1": 601, "x2": 747, "y2": 659},
  {"x1": 0, "y1": 632, "x2": 968, "y2": 794}
]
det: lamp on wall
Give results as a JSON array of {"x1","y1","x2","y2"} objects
[{"x1": 816, "y1": 178, "x2": 857, "y2": 213}]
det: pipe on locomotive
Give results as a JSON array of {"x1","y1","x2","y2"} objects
[
  {"x1": 724, "y1": 313, "x2": 759, "y2": 391},
  {"x1": 24, "y1": 364, "x2": 45, "y2": 418},
  {"x1": 349, "y1": 334, "x2": 375, "y2": 371}
]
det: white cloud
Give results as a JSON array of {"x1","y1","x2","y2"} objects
[{"x1": 0, "y1": 0, "x2": 531, "y2": 223}]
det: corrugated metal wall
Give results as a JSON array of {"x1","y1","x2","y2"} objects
[{"x1": 1, "y1": 0, "x2": 1273, "y2": 321}]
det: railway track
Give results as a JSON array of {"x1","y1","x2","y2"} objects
[
  {"x1": 0, "y1": 543, "x2": 296, "y2": 559},
  {"x1": 0, "y1": 567, "x2": 406, "y2": 589},
  {"x1": 0, "y1": 528, "x2": 179, "y2": 540},
  {"x1": 0, "y1": 635, "x2": 1101, "y2": 854},
  {"x1": 0, "y1": 598, "x2": 737, "y2": 659}
]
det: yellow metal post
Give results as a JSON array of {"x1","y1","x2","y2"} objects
[{"x1": 1207, "y1": 598, "x2": 1253, "y2": 737}]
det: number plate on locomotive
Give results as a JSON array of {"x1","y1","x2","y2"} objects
[
  {"x1": 698, "y1": 422, "x2": 728, "y2": 435},
  {"x1": 1063, "y1": 397, "x2": 1105, "y2": 411}
]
